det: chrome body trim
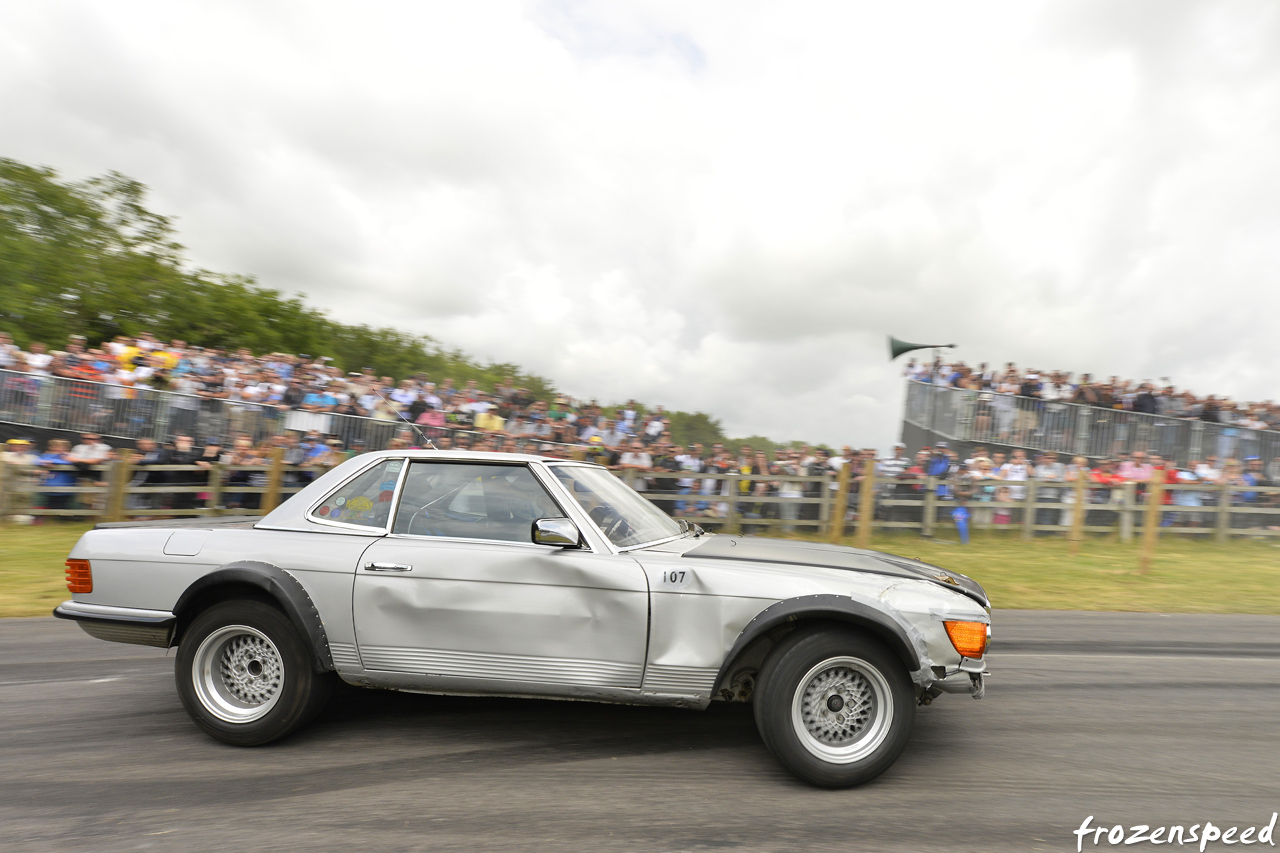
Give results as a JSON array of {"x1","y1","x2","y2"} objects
[
  {"x1": 54, "y1": 600, "x2": 176, "y2": 624},
  {"x1": 351, "y1": 671, "x2": 711, "y2": 710},
  {"x1": 53, "y1": 600, "x2": 176, "y2": 648},
  {"x1": 641, "y1": 664, "x2": 719, "y2": 696},
  {"x1": 360, "y1": 646, "x2": 645, "y2": 687},
  {"x1": 328, "y1": 641, "x2": 363, "y2": 671}
]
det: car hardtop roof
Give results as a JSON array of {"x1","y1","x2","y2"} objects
[{"x1": 363, "y1": 449, "x2": 595, "y2": 465}]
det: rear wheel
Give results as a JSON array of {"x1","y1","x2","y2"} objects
[
  {"x1": 176, "y1": 600, "x2": 333, "y2": 746},
  {"x1": 754, "y1": 628, "x2": 914, "y2": 788}
]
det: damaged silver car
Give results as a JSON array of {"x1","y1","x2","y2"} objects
[{"x1": 55, "y1": 451, "x2": 990, "y2": 788}]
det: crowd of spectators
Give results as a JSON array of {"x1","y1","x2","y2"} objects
[
  {"x1": 889, "y1": 443, "x2": 1280, "y2": 531},
  {"x1": 1, "y1": 334, "x2": 1277, "y2": 532},
  {"x1": 0, "y1": 331, "x2": 708, "y2": 451},
  {"x1": 905, "y1": 357, "x2": 1280, "y2": 432}
]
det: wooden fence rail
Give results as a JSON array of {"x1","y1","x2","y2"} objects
[
  {"x1": 0, "y1": 455, "x2": 314, "y2": 522},
  {"x1": 3, "y1": 462, "x2": 1277, "y2": 564}
]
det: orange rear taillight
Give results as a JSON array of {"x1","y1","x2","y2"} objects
[
  {"x1": 944, "y1": 620, "x2": 988, "y2": 659},
  {"x1": 65, "y1": 559, "x2": 92, "y2": 594}
]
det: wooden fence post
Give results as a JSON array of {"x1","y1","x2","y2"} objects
[
  {"x1": 207, "y1": 463, "x2": 224, "y2": 516},
  {"x1": 1022, "y1": 478, "x2": 1038, "y2": 542},
  {"x1": 261, "y1": 447, "x2": 285, "y2": 513},
  {"x1": 826, "y1": 463, "x2": 852, "y2": 543},
  {"x1": 1069, "y1": 469, "x2": 1087, "y2": 554},
  {"x1": 1139, "y1": 476, "x2": 1164, "y2": 574},
  {"x1": 855, "y1": 459, "x2": 876, "y2": 550},
  {"x1": 723, "y1": 474, "x2": 740, "y2": 535},
  {"x1": 922, "y1": 476, "x2": 936, "y2": 538},
  {"x1": 1215, "y1": 480, "x2": 1230, "y2": 543},
  {"x1": 1119, "y1": 483, "x2": 1136, "y2": 543},
  {"x1": 817, "y1": 473, "x2": 832, "y2": 532},
  {"x1": 104, "y1": 456, "x2": 132, "y2": 523}
]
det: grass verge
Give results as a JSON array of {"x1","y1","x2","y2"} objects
[
  {"x1": 0, "y1": 523, "x2": 94, "y2": 619},
  {"x1": 2, "y1": 524, "x2": 1279, "y2": 617},
  {"x1": 823, "y1": 532, "x2": 1280, "y2": 614}
]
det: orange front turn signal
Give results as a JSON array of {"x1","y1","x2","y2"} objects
[
  {"x1": 65, "y1": 559, "x2": 92, "y2": 594},
  {"x1": 944, "y1": 620, "x2": 988, "y2": 659}
]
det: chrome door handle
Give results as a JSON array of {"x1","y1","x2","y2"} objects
[{"x1": 365, "y1": 562, "x2": 413, "y2": 572}]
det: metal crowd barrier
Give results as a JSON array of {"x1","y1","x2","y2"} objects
[
  {"x1": 904, "y1": 380, "x2": 1280, "y2": 464},
  {"x1": 0, "y1": 368, "x2": 594, "y2": 455}
]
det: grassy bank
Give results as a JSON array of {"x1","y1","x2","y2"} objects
[
  {"x1": 826, "y1": 532, "x2": 1280, "y2": 614},
  {"x1": 0, "y1": 523, "x2": 95, "y2": 618},
  {"x1": 3, "y1": 523, "x2": 1279, "y2": 617}
]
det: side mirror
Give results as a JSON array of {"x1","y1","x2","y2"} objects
[{"x1": 532, "y1": 517, "x2": 582, "y2": 548}]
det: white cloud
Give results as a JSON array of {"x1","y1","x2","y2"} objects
[{"x1": 2, "y1": 0, "x2": 1279, "y2": 450}]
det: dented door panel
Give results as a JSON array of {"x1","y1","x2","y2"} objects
[{"x1": 352, "y1": 538, "x2": 649, "y2": 691}]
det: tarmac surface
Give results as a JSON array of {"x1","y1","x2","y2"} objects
[{"x1": 2, "y1": 611, "x2": 1279, "y2": 853}]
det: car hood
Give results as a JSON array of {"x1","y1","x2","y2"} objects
[{"x1": 676, "y1": 535, "x2": 989, "y2": 608}]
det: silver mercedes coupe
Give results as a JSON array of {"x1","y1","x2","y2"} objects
[{"x1": 55, "y1": 450, "x2": 990, "y2": 787}]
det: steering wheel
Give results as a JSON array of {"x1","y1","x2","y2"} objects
[
  {"x1": 603, "y1": 514, "x2": 632, "y2": 542},
  {"x1": 406, "y1": 507, "x2": 448, "y2": 538},
  {"x1": 586, "y1": 503, "x2": 633, "y2": 542}
]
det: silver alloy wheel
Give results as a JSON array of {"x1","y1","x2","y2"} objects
[
  {"x1": 191, "y1": 625, "x2": 285, "y2": 723},
  {"x1": 790, "y1": 655, "x2": 893, "y2": 764}
]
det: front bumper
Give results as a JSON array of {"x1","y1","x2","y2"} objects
[
  {"x1": 53, "y1": 600, "x2": 175, "y2": 648},
  {"x1": 931, "y1": 657, "x2": 986, "y2": 699}
]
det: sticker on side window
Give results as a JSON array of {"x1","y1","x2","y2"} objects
[
  {"x1": 387, "y1": 460, "x2": 403, "y2": 473},
  {"x1": 659, "y1": 568, "x2": 693, "y2": 591}
]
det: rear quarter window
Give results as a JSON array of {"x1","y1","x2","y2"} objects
[{"x1": 312, "y1": 458, "x2": 403, "y2": 528}]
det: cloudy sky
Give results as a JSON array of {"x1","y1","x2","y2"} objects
[{"x1": 3, "y1": 0, "x2": 1278, "y2": 448}]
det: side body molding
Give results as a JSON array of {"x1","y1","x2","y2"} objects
[
  {"x1": 712, "y1": 594, "x2": 921, "y2": 694},
  {"x1": 171, "y1": 561, "x2": 334, "y2": 672}
]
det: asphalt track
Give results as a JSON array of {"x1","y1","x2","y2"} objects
[{"x1": 3, "y1": 611, "x2": 1279, "y2": 853}]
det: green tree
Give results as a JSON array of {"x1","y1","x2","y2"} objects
[
  {"x1": 0, "y1": 158, "x2": 553, "y2": 395},
  {"x1": 1, "y1": 157, "x2": 811, "y2": 451},
  {"x1": 666, "y1": 411, "x2": 726, "y2": 448}
]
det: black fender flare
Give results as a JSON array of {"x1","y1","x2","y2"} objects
[
  {"x1": 171, "y1": 561, "x2": 334, "y2": 672},
  {"x1": 712, "y1": 594, "x2": 921, "y2": 694}
]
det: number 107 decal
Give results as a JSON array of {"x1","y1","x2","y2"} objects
[{"x1": 659, "y1": 569, "x2": 693, "y2": 590}]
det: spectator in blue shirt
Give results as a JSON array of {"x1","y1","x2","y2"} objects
[
  {"x1": 301, "y1": 387, "x2": 338, "y2": 412},
  {"x1": 926, "y1": 442, "x2": 955, "y2": 500},
  {"x1": 37, "y1": 439, "x2": 76, "y2": 511}
]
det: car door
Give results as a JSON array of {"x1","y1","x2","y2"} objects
[{"x1": 351, "y1": 459, "x2": 650, "y2": 694}]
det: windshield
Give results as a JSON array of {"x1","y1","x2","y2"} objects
[{"x1": 550, "y1": 464, "x2": 683, "y2": 549}]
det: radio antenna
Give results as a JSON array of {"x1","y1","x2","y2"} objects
[{"x1": 368, "y1": 383, "x2": 437, "y2": 450}]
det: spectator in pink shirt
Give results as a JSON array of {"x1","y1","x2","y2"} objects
[{"x1": 1117, "y1": 451, "x2": 1154, "y2": 483}]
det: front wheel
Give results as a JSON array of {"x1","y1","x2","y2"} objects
[
  {"x1": 754, "y1": 628, "x2": 915, "y2": 788},
  {"x1": 175, "y1": 600, "x2": 333, "y2": 746}
]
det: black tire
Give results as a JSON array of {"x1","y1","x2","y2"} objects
[
  {"x1": 754, "y1": 627, "x2": 915, "y2": 788},
  {"x1": 175, "y1": 600, "x2": 333, "y2": 746}
]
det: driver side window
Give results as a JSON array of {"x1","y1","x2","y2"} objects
[{"x1": 392, "y1": 462, "x2": 563, "y2": 543}]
